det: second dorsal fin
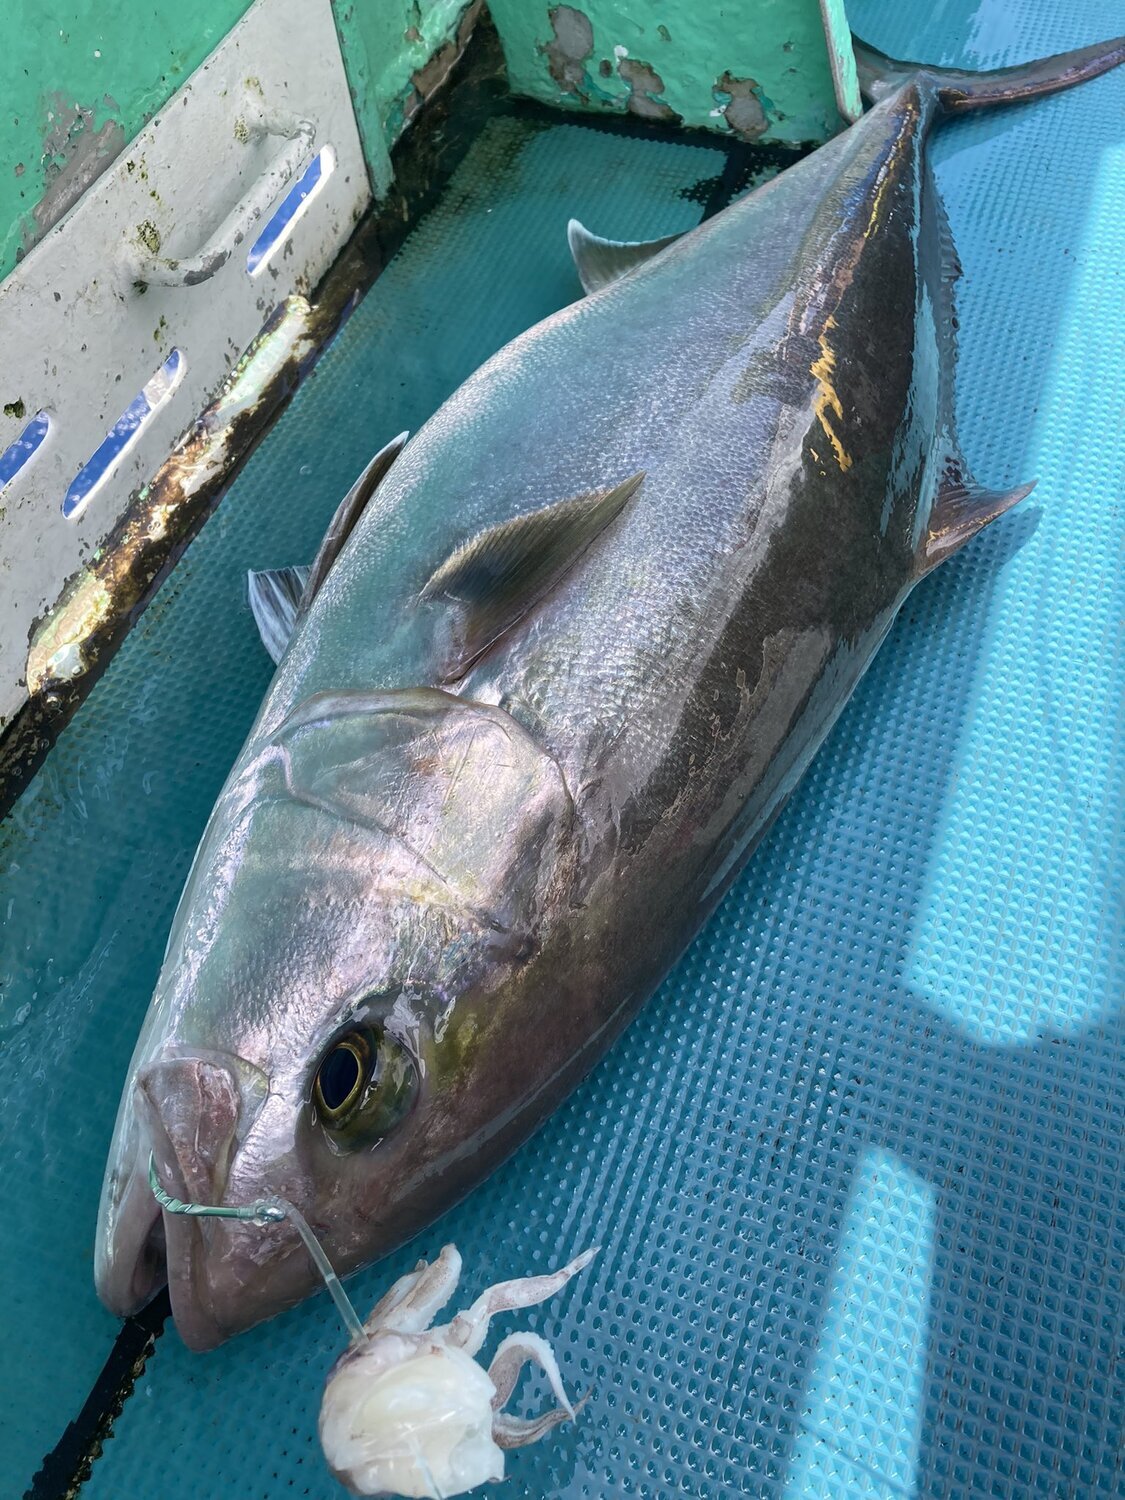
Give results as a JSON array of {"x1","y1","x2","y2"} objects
[
  {"x1": 567, "y1": 219, "x2": 683, "y2": 294},
  {"x1": 420, "y1": 471, "x2": 644, "y2": 680}
]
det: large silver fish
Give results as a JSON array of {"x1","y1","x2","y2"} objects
[{"x1": 96, "y1": 35, "x2": 1125, "y2": 1349}]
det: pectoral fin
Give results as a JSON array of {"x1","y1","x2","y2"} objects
[
  {"x1": 248, "y1": 567, "x2": 311, "y2": 665},
  {"x1": 248, "y1": 431, "x2": 408, "y2": 663},
  {"x1": 567, "y1": 219, "x2": 683, "y2": 294},
  {"x1": 421, "y1": 471, "x2": 644, "y2": 679},
  {"x1": 921, "y1": 462, "x2": 1035, "y2": 572}
]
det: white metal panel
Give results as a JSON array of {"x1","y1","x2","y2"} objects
[{"x1": 0, "y1": 0, "x2": 372, "y2": 728}]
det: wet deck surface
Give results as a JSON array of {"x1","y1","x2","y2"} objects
[{"x1": 3, "y1": 1, "x2": 1123, "y2": 1495}]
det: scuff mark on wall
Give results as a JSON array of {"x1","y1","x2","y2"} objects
[
  {"x1": 618, "y1": 56, "x2": 681, "y2": 123},
  {"x1": 714, "y1": 72, "x2": 768, "y2": 141},
  {"x1": 28, "y1": 93, "x2": 126, "y2": 252},
  {"x1": 401, "y1": 0, "x2": 484, "y2": 132},
  {"x1": 542, "y1": 6, "x2": 594, "y2": 96}
]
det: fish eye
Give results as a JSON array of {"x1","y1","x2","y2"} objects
[
  {"x1": 313, "y1": 1025, "x2": 417, "y2": 1146},
  {"x1": 315, "y1": 1033, "x2": 370, "y2": 1119}
]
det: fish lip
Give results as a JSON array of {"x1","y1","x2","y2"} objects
[
  {"x1": 95, "y1": 1095, "x2": 172, "y2": 1319},
  {"x1": 161, "y1": 1207, "x2": 227, "y2": 1351},
  {"x1": 95, "y1": 1102, "x2": 228, "y2": 1349},
  {"x1": 94, "y1": 1145, "x2": 168, "y2": 1318}
]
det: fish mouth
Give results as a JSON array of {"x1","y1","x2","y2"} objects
[
  {"x1": 96, "y1": 1119, "x2": 327, "y2": 1351},
  {"x1": 95, "y1": 1120, "x2": 223, "y2": 1349}
]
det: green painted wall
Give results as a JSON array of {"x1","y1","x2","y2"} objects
[
  {"x1": 0, "y1": 1, "x2": 257, "y2": 282},
  {"x1": 487, "y1": 0, "x2": 843, "y2": 145}
]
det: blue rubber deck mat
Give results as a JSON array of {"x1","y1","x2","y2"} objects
[{"x1": 2, "y1": 0, "x2": 1122, "y2": 1494}]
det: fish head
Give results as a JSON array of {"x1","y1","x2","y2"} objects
[{"x1": 95, "y1": 687, "x2": 576, "y2": 1349}]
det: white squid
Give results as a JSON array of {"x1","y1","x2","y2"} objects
[{"x1": 319, "y1": 1244, "x2": 597, "y2": 1498}]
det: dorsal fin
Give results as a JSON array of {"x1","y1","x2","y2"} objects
[
  {"x1": 247, "y1": 431, "x2": 407, "y2": 664},
  {"x1": 420, "y1": 472, "x2": 644, "y2": 680},
  {"x1": 921, "y1": 460, "x2": 1035, "y2": 573},
  {"x1": 567, "y1": 219, "x2": 683, "y2": 295}
]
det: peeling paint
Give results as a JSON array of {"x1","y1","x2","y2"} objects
[
  {"x1": 488, "y1": 0, "x2": 842, "y2": 145},
  {"x1": 331, "y1": 0, "x2": 483, "y2": 192},
  {"x1": 3, "y1": 399, "x2": 26, "y2": 420},
  {"x1": 542, "y1": 5, "x2": 594, "y2": 95},
  {"x1": 714, "y1": 71, "x2": 769, "y2": 142},
  {"x1": 618, "y1": 56, "x2": 682, "y2": 124},
  {"x1": 28, "y1": 93, "x2": 126, "y2": 251}
]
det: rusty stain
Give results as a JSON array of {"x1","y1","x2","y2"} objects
[
  {"x1": 617, "y1": 56, "x2": 682, "y2": 124},
  {"x1": 714, "y1": 72, "x2": 768, "y2": 141},
  {"x1": 542, "y1": 5, "x2": 594, "y2": 95}
]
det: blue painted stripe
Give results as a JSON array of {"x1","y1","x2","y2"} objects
[
  {"x1": 0, "y1": 410, "x2": 50, "y2": 492},
  {"x1": 246, "y1": 148, "x2": 333, "y2": 275},
  {"x1": 63, "y1": 349, "x2": 184, "y2": 520}
]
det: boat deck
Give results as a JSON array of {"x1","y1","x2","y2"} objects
[{"x1": 3, "y1": 0, "x2": 1122, "y2": 1495}]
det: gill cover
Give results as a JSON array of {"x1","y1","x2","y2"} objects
[{"x1": 260, "y1": 687, "x2": 575, "y2": 939}]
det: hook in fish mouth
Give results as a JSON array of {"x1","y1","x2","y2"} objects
[
  {"x1": 96, "y1": 1046, "x2": 286, "y2": 1347},
  {"x1": 147, "y1": 1153, "x2": 370, "y2": 1345}
]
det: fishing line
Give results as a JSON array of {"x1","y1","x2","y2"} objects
[{"x1": 147, "y1": 1153, "x2": 369, "y2": 1346}]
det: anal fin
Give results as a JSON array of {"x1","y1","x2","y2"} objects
[
  {"x1": 921, "y1": 460, "x2": 1035, "y2": 572},
  {"x1": 567, "y1": 219, "x2": 683, "y2": 294}
]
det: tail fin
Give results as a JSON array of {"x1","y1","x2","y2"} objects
[{"x1": 853, "y1": 33, "x2": 1125, "y2": 114}]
